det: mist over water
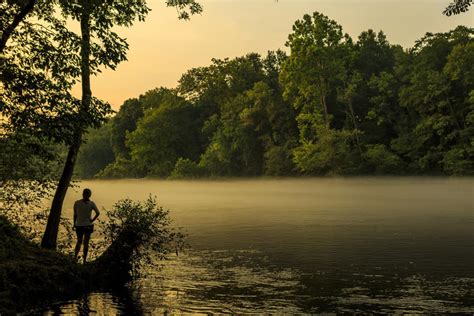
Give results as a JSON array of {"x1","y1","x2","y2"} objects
[{"x1": 45, "y1": 178, "x2": 474, "y2": 313}]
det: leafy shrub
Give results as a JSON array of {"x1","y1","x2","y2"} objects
[
  {"x1": 198, "y1": 142, "x2": 232, "y2": 176},
  {"x1": 148, "y1": 161, "x2": 175, "y2": 178},
  {"x1": 170, "y1": 158, "x2": 203, "y2": 179},
  {"x1": 264, "y1": 145, "x2": 296, "y2": 176},
  {"x1": 442, "y1": 147, "x2": 473, "y2": 175},
  {"x1": 96, "y1": 157, "x2": 143, "y2": 178},
  {"x1": 293, "y1": 128, "x2": 355, "y2": 175},
  {"x1": 363, "y1": 144, "x2": 403, "y2": 174},
  {"x1": 97, "y1": 196, "x2": 186, "y2": 279}
]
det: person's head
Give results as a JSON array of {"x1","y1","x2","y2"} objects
[{"x1": 83, "y1": 188, "x2": 92, "y2": 200}]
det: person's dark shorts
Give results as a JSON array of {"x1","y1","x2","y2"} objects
[{"x1": 76, "y1": 225, "x2": 94, "y2": 238}]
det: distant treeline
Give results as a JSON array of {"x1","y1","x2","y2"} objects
[{"x1": 76, "y1": 13, "x2": 473, "y2": 178}]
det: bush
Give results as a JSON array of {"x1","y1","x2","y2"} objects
[
  {"x1": 170, "y1": 158, "x2": 203, "y2": 179},
  {"x1": 198, "y1": 142, "x2": 232, "y2": 176},
  {"x1": 96, "y1": 157, "x2": 143, "y2": 178},
  {"x1": 363, "y1": 144, "x2": 404, "y2": 174},
  {"x1": 293, "y1": 128, "x2": 355, "y2": 175},
  {"x1": 96, "y1": 197, "x2": 186, "y2": 280},
  {"x1": 148, "y1": 161, "x2": 175, "y2": 178},
  {"x1": 442, "y1": 147, "x2": 473, "y2": 175},
  {"x1": 264, "y1": 145, "x2": 296, "y2": 176}
]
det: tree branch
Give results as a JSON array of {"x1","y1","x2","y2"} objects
[
  {"x1": 0, "y1": 0, "x2": 37, "y2": 52},
  {"x1": 443, "y1": 0, "x2": 473, "y2": 16}
]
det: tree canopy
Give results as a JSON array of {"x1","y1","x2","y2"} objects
[{"x1": 75, "y1": 14, "x2": 473, "y2": 178}]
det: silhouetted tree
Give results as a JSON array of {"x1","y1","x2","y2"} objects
[{"x1": 41, "y1": 0, "x2": 202, "y2": 249}]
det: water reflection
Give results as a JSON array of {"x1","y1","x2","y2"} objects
[
  {"x1": 139, "y1": 250, "x2": 304, "y2": 314},
  {"x1": 44, "y1": 288, "x2": 144, "y2": 315},
  {"x1": 41, "y1": 178, "x2": 474, "y2": 314},
  {"x1": 43, "y1": 249, "x2": 474, "y2": 314}
]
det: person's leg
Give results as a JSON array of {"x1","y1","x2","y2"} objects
[
  {"x1": 74, "y1": 229, "x2": 84, "y2": 260},
  {"x1": 83, "y1": 232, "x2": 91, "y2": 264}
]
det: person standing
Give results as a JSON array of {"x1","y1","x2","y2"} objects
[{"x1": 73, "y1": 188, "x2": 100, "y2": 264}]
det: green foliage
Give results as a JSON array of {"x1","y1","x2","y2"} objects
[
  {"x1": 280, "y1": 12, "x2": 352, "y2": 127},
  {"x1": 363, "y1": 144, "x2": 404, "y2": 174},
  {"x1": 1, "y1": 2, "x2": 86, "y2": 146},
  {"x1": 393, "y1": 26, "x2": 474, "y2": 174},
  {"x1": 199, "y1": 141, "x2": 233, "y2": 177},
  {"x1": 127, "y1": 95, "x2": 201, "y2": 177},
  {"x1": 442, "y1": 147, "x2": 473, "y2": 175},
  {"x1": 96, "y1": 157, "x2": 142, "y2": 178},
  {"x1": 177, "y1": 53, "x2": 297, "y2": 178},
  {"x1": 165, "y1": 0, "x2": 203, "y2": 20},
  {"x1": 110, "y1": 88, "x2": 184, "y2": 159},
  {"x1": 110, "y1": 98, "x2": 144, "y2": 158},
  {"x1": 170, "y1": 158, "x2": 203, "y2": 179},
  {"x1": 78, "y1": 15, "x2": 473, "y2": 178},
  {"x1": 100, "y1": 197, "x2": 186, "y2": 277},
  {"x1": 355, "y1": 30, "x2": 395, "y2": 80},
  {"x1": 212, "y1": 93, "x2": 265, "y2": 176},
  {"x1": 293, "y1": 127, "x2": 355, "y2": 175},
  {"x1": 264, "y1": 145, "x2": 296, "y2": 176},
  {"x1": 76, "y1": 123, "x2": 115, "y2": 178}
]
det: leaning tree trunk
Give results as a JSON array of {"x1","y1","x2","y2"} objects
[{"x1": 41, "y1": 1, "x2": 92, "y2": 249}]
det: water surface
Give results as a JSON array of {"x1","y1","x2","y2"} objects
[{"x1": 44, "y1": 178, "x2": 474, "y2": 314}]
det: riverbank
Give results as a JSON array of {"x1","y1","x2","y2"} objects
[
  {"x1": 0, "y1": 216, "x2": 89, "y2": 314},
  {"x1": 0, "y1": 196, "x2": 179, "y2": 314}
]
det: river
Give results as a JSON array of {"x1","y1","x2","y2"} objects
[{"x1": 42, "y1": 178, "x2": 474, "y2": 314}]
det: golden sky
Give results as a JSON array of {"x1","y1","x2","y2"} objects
[{"x1": 85, "y1": 0, "x2": 473, "y2": 109}]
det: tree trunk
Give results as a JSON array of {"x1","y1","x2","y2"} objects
[
  {"x1": 347, "y1": 99, "x2": 362, "y2": 154},
  {"x1": 317, "y1": 78, "x2": 329, "y2": 128},
  {"x1": 0, "y1": 0, "x2": 37, "y2": 52},
  {"x1": 321, "y1": 93, "x2": 329, "y2": 128},
  {"x1": 41, "y1": 1, "x2": 92, "y2": 249},
  {"x1": 41, "y1": 136, "x2": 82, "y2": 249}
]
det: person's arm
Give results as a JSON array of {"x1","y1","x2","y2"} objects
[
  {"x1": 90, "y1": 202, "x2": 100, "y2": 223},
  {"x1": 73, "y1": 202, "x2": 78, "y2": 229}
]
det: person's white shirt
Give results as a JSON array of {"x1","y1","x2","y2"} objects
[{"x1": 74, "y1": 199, "x2": 100, "y2": 227}]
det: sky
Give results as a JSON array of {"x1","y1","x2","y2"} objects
[{"x1": 83, "y1": 0, "x2": 473, "y2": 109}]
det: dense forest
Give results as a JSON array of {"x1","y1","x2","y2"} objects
[{"x1": 76, "y1": 13, "x2": 473, "y2": 178}]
